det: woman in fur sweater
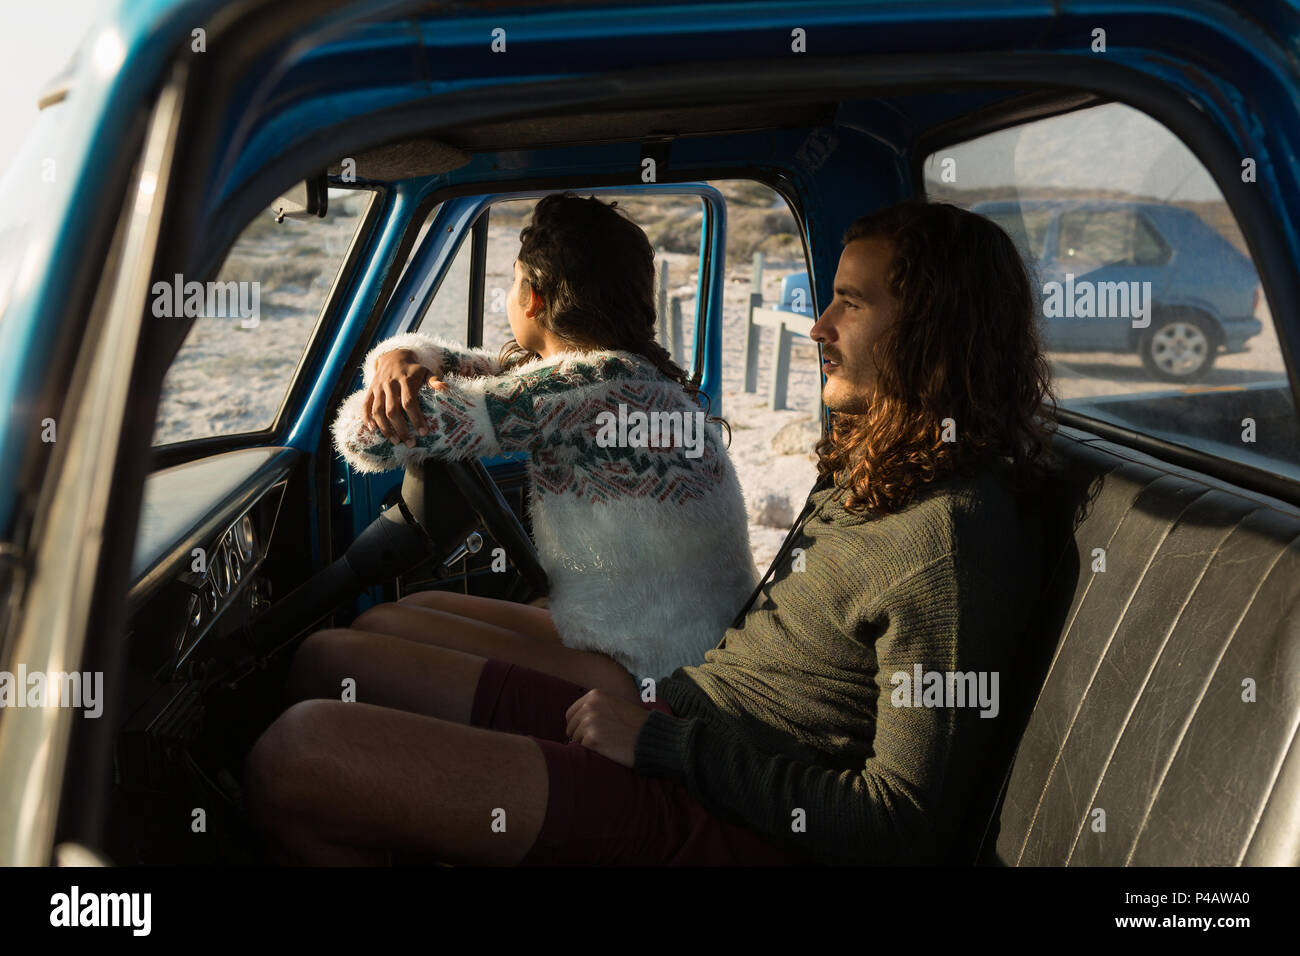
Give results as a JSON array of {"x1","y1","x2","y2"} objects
[{"x1": 323, "y1": 193, "x2": 758, "y2": 698}]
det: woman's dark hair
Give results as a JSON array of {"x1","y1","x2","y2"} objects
[
  {"x1": 814, "y1": 199, "x2": 1060, "y2": 515},
  {"x1": 500, "y1": 192, "x2": 725, "y2": 435}
]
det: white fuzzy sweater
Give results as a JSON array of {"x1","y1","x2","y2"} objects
[{"x1": 331, "y1": 333, "x2": 759, "y2": 685}]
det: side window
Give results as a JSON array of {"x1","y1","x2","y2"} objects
[
  {"x1": 461, "y1": 186, "x2": 819, "y2": 572},
  {"x1": 710, "y1": 180, "x2": 820, "y2": 571},
  {"x1": 985, "y1": 207, "x2": 1052, "y2": 264},
  {"x1": 1056, "y1": 208, "x2": 1169, "y2": 270},
  {"x1": 1133, "y1": 215, "x2": 1171, "y2": 267},
  {"x1": 153, "y1": 188, "x2": 373, "y2": 445},
  {"x1": 415, "y1": 226, "x2": 473, "y2": 344},
  {"x1": 481, "y1": 186, "x2": 822, "y2": 572},
  {"x1": 477, "y1": 195, "x2": 701, "y2": 370},
  {"x1": 924, "y1": 102, "x2": 1299, "y2": 480},
  {"x1": 478, "y1": 199, "x2": 531, "y2": 356}
]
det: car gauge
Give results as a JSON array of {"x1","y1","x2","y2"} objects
[
  {"x1": 236, "y1": 514, "x2": 256, "y2": 563},
  {"x1": 213, "y1": 550, "x2": 230, "y2": 596}
]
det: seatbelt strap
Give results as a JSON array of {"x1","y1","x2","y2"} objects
[{"x1": 726, "y1": 477, "x2": 832, "y2": 633}]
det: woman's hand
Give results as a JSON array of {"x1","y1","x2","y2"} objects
[
  {"x1": 363, "y1": 348, "x2": 449, "y2": 446},
  {"x1": 564, "y1": 689, "x2": 652, "y2": 768}
]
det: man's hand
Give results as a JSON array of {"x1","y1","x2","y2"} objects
[
  {"x1": 363, "y1": 348, "x2": 449, "y2": 447},
  {"x1": 564, "y1": 689, "x2": 652, "y2": 768}
]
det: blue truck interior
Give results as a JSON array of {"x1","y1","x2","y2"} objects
[{"x1": 3, "y1": 0, "x2": 1299, "y2": 865}]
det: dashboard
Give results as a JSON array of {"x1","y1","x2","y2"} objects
[
  {"x1": 129, "y1": 447, "x2": 297, "y2": 680},
  {"x1": 112, "y1": 447, "x2": 304, "y2": 833},
  {"x1": 173, "y1": 494, "x2": 277, "y2": 673}
]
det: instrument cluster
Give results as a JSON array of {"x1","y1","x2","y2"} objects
[{"x1": 176, "y1": 506, "x2": 274, "y2": 675}]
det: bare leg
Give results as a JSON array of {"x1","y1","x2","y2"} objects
[
  {"x1": 285, "y1": 620, "x2": 639, "y2": 717},
  {"x1": 346, "y1": 600, "x2": 640, "y2": 702},
  {"x1": 244, "y1": 699, "x2": 548, "y2": 865},
  {"x1": 395, "y1": 590, "x2": 561, "y2": 643},
  {"x1": 285, "y1": 627, "x2": 488, "y2": 720}
]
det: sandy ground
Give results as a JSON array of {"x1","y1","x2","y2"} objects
[
  {"x1": 1046, "y1": 294, "x2": 1286, "y2": 400},
  {"x1": 153, "y1": 187, "x2": 1288, "y2": 574}
]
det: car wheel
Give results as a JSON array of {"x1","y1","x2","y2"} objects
[{"x1": 1139, "y1": 312, "x2": 1218, "y2": 383}]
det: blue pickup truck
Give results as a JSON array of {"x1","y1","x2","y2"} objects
[
  {"x1": 776, "y1": 198, "x2": 1264, "y2": 383},
  {"x1": 0, "y1": 0, "x2": 1298, "y2": 873}
]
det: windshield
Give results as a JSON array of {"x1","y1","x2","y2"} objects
[{"x1": 152, "y1": 187, "x2": 373, "y2": 445}]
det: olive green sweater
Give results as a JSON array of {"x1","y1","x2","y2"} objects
[{"x1": 633, "y1": 457, "x2": 1048, "y2": 864}]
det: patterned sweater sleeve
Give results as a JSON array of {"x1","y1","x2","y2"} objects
[
  {"x1": 634, "y1": 555, "x2": 987, "y2": 865},
  {"x1": 332, "y1": 360, "x2": 548, "y2": 474},
  {"x1": 361, "y1": 331, "x2": 503, "y2": 387}
]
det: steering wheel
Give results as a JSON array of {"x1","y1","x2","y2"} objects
[
  {"x1": 244, "y1": 457, "x2": 547, "y2": 653},
  {"x1": 405, "y1": 458, "x2": 550, "y2": 596}
]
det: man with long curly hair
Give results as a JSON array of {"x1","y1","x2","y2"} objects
[
  {"x1": 603, "y1": 199, "x2": 1064, "y2": 864},
  {"x1": 248, "y1": 199, "x2": 1061, "y2": 866}
]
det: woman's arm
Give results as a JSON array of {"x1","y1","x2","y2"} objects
[
  {"x1": 332, "y1": 370, "x2": 540, "y2": 474},
  {"x1": 360, "y1": 333, "x2": 510, "y2": 446},
  {"x1": 361, "y1": 332, "x2": 503, "y2": 388}
]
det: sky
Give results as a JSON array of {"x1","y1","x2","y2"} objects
[
  {"x1": 0, "y1": 0, "x2": 103, "y2": 171},
  {"x1": 925, "y1": 102, "x2": 1225, "y2": 202}
]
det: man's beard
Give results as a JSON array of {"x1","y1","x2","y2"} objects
[{"x1": 823, "y1": 376, "x2": 877, "y2": 415}]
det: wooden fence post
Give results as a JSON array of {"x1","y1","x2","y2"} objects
[
  {"x1": 656, "y1": 255, "x2": 669, "y2": 347},
  {"x1": 743, "y1": 251, "x2": 764, "y2": 393},
  {"x1": 669, "y1": 295, "x2": 684, "y2": 367},
  {"x1": 768, "y1": 325, "x2": 794, "y2": 411}
]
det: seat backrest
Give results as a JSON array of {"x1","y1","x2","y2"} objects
[{"x1": 973, "y1": 425, "x2": 1300, "y2": 866}]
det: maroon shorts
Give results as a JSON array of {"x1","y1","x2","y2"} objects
[{"x1": 469, "y1": 657, "x2": 803, "y2": 866}]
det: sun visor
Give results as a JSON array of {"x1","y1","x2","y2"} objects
[{"x1": 327, "y1": 140, "x2": 472, "y2": 181}]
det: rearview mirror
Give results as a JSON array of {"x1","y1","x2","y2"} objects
[{"x1": 272, "y1": 172, "x2": 328, "y2": 222}]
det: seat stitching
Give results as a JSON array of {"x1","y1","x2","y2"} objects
[
  {"x1": 975, "y1": 460, "x2": 1123, "y2": 863},
  {"x1": 1015, "y1": 481, "x2": 1210, "y2": 865},
  {"x1": 1009, "y1": 460, "x2": 1143, "y2": 863},
  {"x1": 1063, "y1": 506, "x2": 1244, "y2": 865},
  {"x1": 1023, "y1": 461, "x2": 1125, "y2": 715},
  {"x1": 1124, "y1": 530, "x2": 1299, "y2": 865},
  {"x1": 1240, "y1": 714, "x2": 1300, "y2": 865},
  {"x1": 1234, "y1": 581, "x2": 1300, "y2": 864}
]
